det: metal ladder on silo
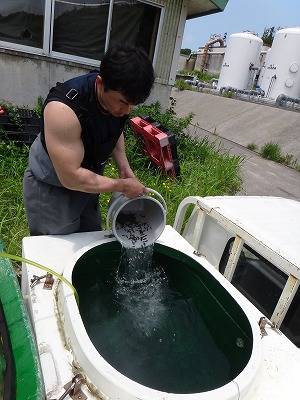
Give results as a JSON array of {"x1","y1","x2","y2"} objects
[{"x1": 266, "y1": 74, "x2": 277, "y2": 98}]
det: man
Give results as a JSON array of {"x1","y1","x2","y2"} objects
[{"x1": 23, "y1": 44, "x2": 155, "y2": 235}]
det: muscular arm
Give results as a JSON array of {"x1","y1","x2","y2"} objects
[
  {"x1": 111, "y1": 134, "x2": 135, "y2": 178},
  {"x1": 44, "y1": 101, "x2": 145, "y2": 197}
]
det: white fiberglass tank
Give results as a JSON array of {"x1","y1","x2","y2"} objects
[
  {"x1": 257, "y1": 48, "x2": 271, "y2": 87},
  {"x1": 260, "y1": 27, "x2": 300, "y2": 99},
  {"x1": 217, "y1": 32, "x2": 263, "y2": 91}
]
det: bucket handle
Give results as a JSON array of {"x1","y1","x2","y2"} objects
[
  {"x1": 106, "y1": 188, "x2": 167, "y2": 233},
  {"x1": 145, "y1": 188, "x2": 168, "y2": 213}
]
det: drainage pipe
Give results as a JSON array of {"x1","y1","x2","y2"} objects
[
  {"x1": 276, "y1": 94, "x2": 300, "y2": 107},
  {"x1": 219, "y1": 86, "x2": 265, "y2": 98},
  {"x1": 219, "y1": 86, "x2": 235, "y2": 95},
  {"x1": 200, "y1": 37, "x2": 224, "y2": 72},
  {"x1": 186, "y1": 52, "x2": 197, "y2": 62},
  {"x1": 210, "y1": 78, "x2": 219, "y2": 88},
  {"x1": 197, "y1": 82, "x2": 212, "y2": 92}
]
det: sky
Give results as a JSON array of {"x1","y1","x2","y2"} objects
[{"x1": 182, "y1": 0, "x2": 300, "y2": 50}]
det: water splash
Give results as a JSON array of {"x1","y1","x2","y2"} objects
[
  {"x1": 117, "y1": 245, "x2": 154, "y2": 281},
  {"x1": 115, "y1": 245, "x2": 168, "y2": 337}
]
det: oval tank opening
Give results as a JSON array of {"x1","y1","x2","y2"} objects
[{"x1": 72, "y1": 241, "x2": 253, "y2": 394}]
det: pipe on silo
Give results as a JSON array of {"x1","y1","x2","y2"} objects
[{"x1": 276, "y1": 93, "x2": 300, "y2": 107}]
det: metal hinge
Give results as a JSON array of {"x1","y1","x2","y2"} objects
[
  {"x1": 193, "y1": 250, "x2": 205, "y2": 257},
  {"x1": 56, "y1": 374, "x2": 87, "y2": 400},
  {"x1": 30, "y1": 273, "x2": 54, "y2": 290},
  {"x1": 258, "y1": 316, "x2": 282, "y2": 337}
]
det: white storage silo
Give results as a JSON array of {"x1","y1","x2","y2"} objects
[
  {"x1": 257, "y1": 48, "x2": 271, "y2": 87},
  {"x1": 217, "y1": 33, "x2": 263, "y2": 91},
  {"x1": 260, "y1": 27, "x2": 300, "y2": 99}
]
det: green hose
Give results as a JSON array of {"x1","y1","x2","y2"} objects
[{"x1": 0, "y1": 252, "x2": 79, "y2": 305}]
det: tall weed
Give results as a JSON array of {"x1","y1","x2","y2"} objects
[{"x1": 0, "y1": 141, "x2": 29, "y2": 259}]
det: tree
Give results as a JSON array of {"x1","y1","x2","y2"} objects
[
  {"x1": 181, "y1": 48, "x2": 192, "y2": 55},
  {"x1": 261, "y1": 26, "x2": 282, "y2": 46}
]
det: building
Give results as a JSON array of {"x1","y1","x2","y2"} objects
[
  {"x1": 0, "y1": 1, "x2": 228, "y2": 110},
  {"x1": 178, "y1": 42, "x2": 270, "y2": 78}
]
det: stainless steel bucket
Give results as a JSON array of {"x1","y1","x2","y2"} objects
[{"x1": 106, "y1": 188, "x2": 167, "y2": 248}]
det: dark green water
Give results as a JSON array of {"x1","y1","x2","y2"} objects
[{"x1": 74, "y1": 243, "x2": 252, "y2": 394}]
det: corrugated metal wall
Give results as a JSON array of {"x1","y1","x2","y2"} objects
[{"x1": 151, "y1": 1, "x2": 184, "y2": 84}]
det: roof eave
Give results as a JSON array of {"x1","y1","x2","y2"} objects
[{"x1": 187, "y1": 0, "x2": 229, "y2": 20}]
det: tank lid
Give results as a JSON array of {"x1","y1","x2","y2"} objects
[
  {"x1": 229, "y1": 32, "x2": 263, "y2": 43},
  {"x1": 276, "y1": 27, "x2": 300, "y2": 35}
]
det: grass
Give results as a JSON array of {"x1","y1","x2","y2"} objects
[
  {"x1": 175, "y1": 70, "x2": 220, "y2": 92},
  {"x1": 248, "y1": 141, "x2": 300, "y2": 171},
  {"x1": 0, "y1": 101, "x2": 244, "y2": 261},
  {"x1": 174, "y1": 78, "x2": 195, "y2": 91},
  {"x1": 0, "y1": 141, "x2": 29, "y2": 268},
  {"x1": 260, "y1": 142, "x2": 283, "y2": 162},
  {"x1": 247, "y1": 143, "x2": 258, "y2": 151},
  {"x1": 102, "y1": 101, "x2": 244, "y2": 226},
  {"x1": 177, "y1": 70, "x2": 219, "y2": 83}
]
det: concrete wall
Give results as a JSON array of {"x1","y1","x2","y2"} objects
[
  {"x1": 0, "y1": 49, "x2": 91, "y2": 109},
  {"x1": 178, "y1": 49, "x2": 225, "y2": 76},
  {"x1": 194, "y1": 49, "x2": 225, "y2": 75},
  {"x1": 178, "y1": 54, "x2": 195, "y2": 71},
  {"x1": 0, "y1": 48, "x2": 174, "y2": 111}
]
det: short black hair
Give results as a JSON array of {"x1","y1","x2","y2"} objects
[{"x1": 99, "y1": 44, "x2": 155, "y2": 105}]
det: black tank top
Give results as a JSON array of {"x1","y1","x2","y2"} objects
[{"x1": 40, "y1": 72, "x2": 127, "y2": 173}]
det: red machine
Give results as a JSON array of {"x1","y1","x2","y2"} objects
[{"x1": 130, "y1": 116, "x2": 180, "y2": 178}]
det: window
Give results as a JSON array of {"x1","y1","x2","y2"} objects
[
  {"x1": 0, "y1": 1, "x2": 161, "y2": 64},
  {"x1": 220, "y1": 240, "x2": 288, "y2": 318},
  {"x1": 0, "y1": 1, "x2": 44, "y2": 49},
  {"x1": 220, "y1": 240, "x2": 300, "y2": 349},
  {"x1": 109, "y1": 1, "x2": 160, "y2": 60},
  {"x1": 52, "y1": 0, "x2": 109, "y2": 60}
]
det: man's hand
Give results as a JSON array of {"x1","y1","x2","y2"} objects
[{"x1": 122, "y1": 177, "x2": 147, "y2": 198}]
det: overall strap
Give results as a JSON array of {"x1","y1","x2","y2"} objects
[{"x1": 47, "y1": 83, "x2": 91, "y2": 127}]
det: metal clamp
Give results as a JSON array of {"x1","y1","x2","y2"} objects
[
  {"x1": 30, "y1": 273, "x2": 54, "y2": 290},
  {"x1": 57, "y1": 374, "x2": 87, "y2": 400},
  {"x1": 259, "y1": 316, "x2": 282, "y2": 337},
  {"x1": 193, "y1": 250, "x2": 205, "y2": 257}
]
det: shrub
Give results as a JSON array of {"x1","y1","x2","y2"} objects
[
  {"x1": 174, "y1": 78, "x2": 193, "y2": 91},
  {"x1": 247, "y1": 143, "x2": 258, "y2": 151},
  {"x1": 260, "y1": 142, "x2": 283, "y2": 162}
]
